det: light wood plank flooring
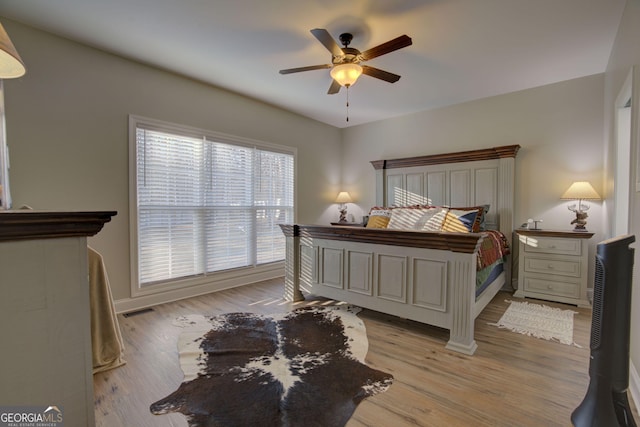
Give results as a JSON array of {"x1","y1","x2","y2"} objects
[{"x1": 94, "y1": 278, "x2": 621, "y2": 426}]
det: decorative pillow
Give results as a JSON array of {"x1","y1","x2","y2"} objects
[
  {"x1": 387, "y1": 206, "x2": 431, "y2": 230},
  {"x1": 366, "y1": 207, "x2": 392, "y2": 228},
  {"x1": 441, "y1": 207, "x2": 484, "y2": 233},
  {"x1": 462, "y1": 206, "x2": 486, "y2": 232},
  {"x1": 419, "y1": 208, "x2": 448, "y2": 231}
]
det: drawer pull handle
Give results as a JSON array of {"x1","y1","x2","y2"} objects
[{"x1": 548, "y1": 264, "x2": 554, "y2": 269}]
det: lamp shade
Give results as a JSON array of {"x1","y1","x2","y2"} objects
[
  {"x1": 335, "y1": 191, "x2": 353, "y2": 204},
  {"x1": 330, "y1": 63, "x2": 362, "y2": 87},
  {"x1": 561, "y1": 181, "x2": 601, "y2": 200},
  {"x1": 0, "y1": 23, "x2": 26, "y2": 78}
]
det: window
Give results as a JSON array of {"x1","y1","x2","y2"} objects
[{"x1": 130, "y1": 116, "x2": 294, "y2": 290}]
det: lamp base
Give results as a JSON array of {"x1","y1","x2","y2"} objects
[
  {"x1": 570, "y1": 210, "x2": 589, "y2": 232},
  {"x1": 338, "y1": 207, "x2": 348, "y2": 223}
]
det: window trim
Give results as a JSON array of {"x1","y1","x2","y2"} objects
[{"x1": 128, "y1": 115, "x2": 297, "y2": 298}]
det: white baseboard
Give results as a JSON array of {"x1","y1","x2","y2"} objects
[
  {"x1": 630, "y1": 359, "x2": 640, "y2": 409},
  {"x1": 114, "y1": 268, "x2": 284, "y2": 314}
]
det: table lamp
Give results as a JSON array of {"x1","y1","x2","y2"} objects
[
  {"x1": 560, "y1": 181, "x2": 600, "y2": 231},
  {"x1": 0, "y1": 22, "x2": 27, "y2": 210}
]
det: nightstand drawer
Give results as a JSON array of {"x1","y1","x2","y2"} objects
[
  {"x1": 523, "y1": 277, "x2": 580, "y2": 298},
  {"x1": 522, "y1": 236, "x2": 582, "y2": 256},
  {"x1": 523, "y1": 256, "x2": 581, "y2": 278}
]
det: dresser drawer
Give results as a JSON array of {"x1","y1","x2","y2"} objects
[
  {"x1": 522, "y1": 236, "x2": 582, "y2": 256},
  {"x1": 523, "y1": 256, "x2": 581, "y2": 278},
  {"x1": 523, "y1": 277, "x2": 580, "y2": 298}
]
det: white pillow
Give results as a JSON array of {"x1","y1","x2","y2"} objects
[
  {"x1": 387, "y1": 207, "x2": 446, "y2": 231},
  {"x1": 419, "y1": 208, "x2": 448, "y2": 231}
]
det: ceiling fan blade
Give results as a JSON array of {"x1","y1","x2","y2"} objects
[
  {"x1": 279, "y1": 64, "x2": 332, "y2": 74},
  {"x1": 359, "y1": 35, "x2": 412, "y2": 61},
  {"x1": 361, "y1": 65, "x2": 401, "y2": 83},
  {"x1": 327, "y1": 79, "x2": 341, "y2": 95},
  {"x1": 310, "y1": 28, "x2": 343, "y2": 57}
]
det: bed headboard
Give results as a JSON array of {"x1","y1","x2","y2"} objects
[{"x1": 370, "y1": 145, "x2": 520, "y2": 238}]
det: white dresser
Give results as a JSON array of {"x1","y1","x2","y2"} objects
[
  {"x1": 0, "y1": 211, "x2": 116, "y2": 426},
  {"x1": 514, "y1": 229, "x2": 593, "y2": 307}
]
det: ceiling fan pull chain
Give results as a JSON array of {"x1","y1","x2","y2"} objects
[{"x1": 346, "y1": 86, "x2": 350, "y2": 122}]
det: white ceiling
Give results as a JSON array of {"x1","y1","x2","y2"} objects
[{"x1": 0, "y1": 0, "x2": 626, "y2": 128}]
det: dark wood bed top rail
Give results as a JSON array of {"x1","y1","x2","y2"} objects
[
  {"x1": 279, "y1": 224, "x2": 484, "y2": 254},
  {"x1": 370, "y1": 144, "x2": 520, "y2": 170}
]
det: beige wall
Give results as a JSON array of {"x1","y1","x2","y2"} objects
[
  {"x1": 2, "y1": 19, "x2": 342, "y2": 303},
  {"x1": 341, "y1": 74, "x2": 606, "y2": 288},
  {"x1": 603, "y1": 0, "x2": 640, "y2": 399}
]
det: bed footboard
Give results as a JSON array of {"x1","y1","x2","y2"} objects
[{"x1": 280, "y1": 224, "x2": 487, "y2": 355}]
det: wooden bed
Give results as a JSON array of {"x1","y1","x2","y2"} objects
[{"x1": 280, "y1": 145, "x2": 520, "y2": 355}]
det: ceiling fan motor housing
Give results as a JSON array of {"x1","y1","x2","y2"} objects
[{"x1": 334, "y1": 47, "x2": 360, "y2": 64}]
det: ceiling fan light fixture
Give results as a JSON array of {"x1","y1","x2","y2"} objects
[{"x1": 330, "y1": 63, "x2": 362, "y2": 87}]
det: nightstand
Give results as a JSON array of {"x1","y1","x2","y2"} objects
[{"x1": 514, "y1": 229, "x2": 593, "y2": 307}]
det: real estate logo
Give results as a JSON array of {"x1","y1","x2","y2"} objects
[{"x1": 0, "y1": 405, "x2": 63, "y2": 427}]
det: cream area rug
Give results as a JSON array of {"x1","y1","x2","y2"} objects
[{"x1": 490, "y1": 300, "x2": 579, "y2": 346}]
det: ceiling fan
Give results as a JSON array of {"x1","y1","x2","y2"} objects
[{"x1": 279, "y1": 28, "x2": 412, "y2": 94}]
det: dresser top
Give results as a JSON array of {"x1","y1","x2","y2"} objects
[
  {"x1": 0, "y1": 210, "x2": 117, "y2": 241},
  {"x1": 516, "y1": 228, "x2": 594, "y2": 239}
]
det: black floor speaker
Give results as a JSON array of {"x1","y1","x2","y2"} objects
[{"x1": 572, "y1": 234, "x2": 636, "y2": 427}]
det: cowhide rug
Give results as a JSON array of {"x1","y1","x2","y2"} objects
[{"x1": 150, "y1": 304, "x2": 393, "y2": 427}]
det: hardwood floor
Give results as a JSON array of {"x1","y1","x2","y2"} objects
[{"x1": 94, "y1": 278, "x2": 618, "y2": 426}]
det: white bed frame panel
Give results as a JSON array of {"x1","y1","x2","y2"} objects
[{"x1": 281, "y1": 145, "x2": 519, "y2": 355}]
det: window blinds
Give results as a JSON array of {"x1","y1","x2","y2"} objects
[{"x1": 135, "y1": 127, "x2": 294, "y2": 286}]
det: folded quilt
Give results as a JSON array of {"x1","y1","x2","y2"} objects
[{"x1": 477, "y1": 230, "x2": 510, "y2": 269}]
